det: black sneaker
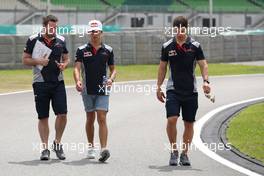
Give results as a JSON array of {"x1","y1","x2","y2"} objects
[
  {"x1": 169, "y1": 150, "x2": 178, "y2": 166},
  {"x1": 179, "y1": 153, "x2": 191, "y2": 166},
  {"x1": 40, "y1": 149, "x2": 50, "y2": 161},
  {"x1": 99, "y1": 149, "x2": 110, "y2": 162},
  {"x1": 52, "y1": 141, "x2": 66, "y2": 160}
]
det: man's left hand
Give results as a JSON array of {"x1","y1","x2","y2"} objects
[{"x1": 106, "y1": 79, "x2": 113, "y2": 87}]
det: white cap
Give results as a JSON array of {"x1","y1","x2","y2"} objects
[{"x1": 88, "y1": 20, "x2": 103, "y2": 32}]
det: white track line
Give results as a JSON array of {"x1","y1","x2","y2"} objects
[
  {"x1": 193, "y1": 97, "x2": 264, "y2": 176},
  {"x1": 0, "y1": 74, "x2": 263, "y2": 96},
  {"x1": 0, "y1": 90, "x2": 33, "y2": 96},
  {"x1": 0, "y1": 79, "x2": 156, "y2": 96}
]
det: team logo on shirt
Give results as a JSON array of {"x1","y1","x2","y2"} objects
[
  {"x1": 84, "y1": 51, "x2": 93, "y2": 57},
  {"x1": 101, "y1": 52, "x2": 108, "y2": 56},
  {"x1": 168, "y1": 50, "x2": 177, "y2": 56},
  {"x1": 54, "y1": 42, "x2": 62, "y2": 48}
]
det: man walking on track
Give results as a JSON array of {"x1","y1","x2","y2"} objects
[
  {"x1": 156, "y1": 16, "x2": 211, "y2": 166},
  {"x1": 74, "y1": 20, "x2": 117, "y2": 162},
  {"x1": 22, "y1": 15, "x2": 69, "y2": 160}
]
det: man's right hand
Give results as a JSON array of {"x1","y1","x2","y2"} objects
[
  {"x1": 156, "y1": 87, "x2": 166, "y2": 103},
  {"x1": 76, "y1": 80, "x2": 83, "y2": 92},
  {"x1": 38, "y1": 57, "x2": 49, "y2": 66}
]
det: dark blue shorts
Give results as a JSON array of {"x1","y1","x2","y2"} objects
[
  {"x1": 33, "y1": 81, "x2": 67, "y2": 119},
  {"x1": 165, "y1": 90, "x2": 198, "y2": 122}
]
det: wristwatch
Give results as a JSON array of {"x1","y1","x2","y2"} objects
[{"x1": 203, "y1": 80, "x2": 210, "y2": 84}]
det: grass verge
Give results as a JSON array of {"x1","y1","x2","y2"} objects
[{"x1": 227, "y1": 103, "x2": 264, "y2": 163}]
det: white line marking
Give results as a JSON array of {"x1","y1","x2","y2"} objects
[
  {"x1": 0, "y1": 90, "x2": 33, "y2": 96},
  {"x1": 0, "y1": 74, "x2": 263, "y2": 96},
  {"x1": 193, "y1": 97, "x2": 264, "y2": 176},
  {"x1": 0, "y1": 80, "x2": 156, "y2": 96}
]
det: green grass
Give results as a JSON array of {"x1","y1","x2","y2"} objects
[
  {"x1": 227, "y1": 103, "x2": 264, "y2": 163},
  {"x1": 0, "y1": 63, "x2": 264, "y2": 93}
]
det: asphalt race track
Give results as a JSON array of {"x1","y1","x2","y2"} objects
[{"x1": 0, "y1": 74, "x2": 263, "y2": 176}]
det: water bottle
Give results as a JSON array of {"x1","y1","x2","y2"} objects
[{"x1": 103, "y1": 76, "x2": 110, "y2": 95}]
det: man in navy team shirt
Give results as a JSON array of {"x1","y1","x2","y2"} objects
[
  {"x1": 74, "y1": 20, "x2": 117, "y2": 162},
  {"x1": 22, "y1": 15, "x2": 69, "y2": 161},
  {"x1": 157, "y1": 16, "x2": 211, "y2": 166}
]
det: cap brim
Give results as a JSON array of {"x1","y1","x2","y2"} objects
[{"x1": 88, "y1": 27, "x2": 102, "y2": 32}]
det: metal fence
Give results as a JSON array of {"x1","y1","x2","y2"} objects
[{"x1": 0, "y1": 32, "x2": 263, "y2": 69}]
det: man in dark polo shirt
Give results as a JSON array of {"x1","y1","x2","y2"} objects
[
  {"x1": 22, "y1": 15, "x2": 69, "y2": 160},
  {"x1": 74, "y1": 20, "x2": 116, "y2": 162},
  {"x1": 157, "y1": 16, "x2": 211, "y2": 166}
]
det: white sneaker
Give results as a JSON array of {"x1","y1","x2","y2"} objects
[{"x1": 87, "y1": 148, "x2": 96, "y2": 159}]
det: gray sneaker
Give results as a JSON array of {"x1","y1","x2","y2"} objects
[
  {"x1": 40, "y1": 149, "x2": 50, "y2": 161},
  {"x1": 169, "y1": 151, "x2": 178, "y2": 166},
  {"x1": 52, "y1": 141, "x2": 66, "y2": 160},
  {"x1": 179, "y1": 153, "x2": 191, "y2": 166},
  {"x1": 99, "y1": 149, "x2": 110, "y2": 162}
]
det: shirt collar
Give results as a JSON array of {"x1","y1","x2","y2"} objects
[
  {"x1": 87, "y1": 42, "x2": 105, "y2": 49},
  {"x1": 39, "y1": 34, "x2": 56, "y2": 42}
]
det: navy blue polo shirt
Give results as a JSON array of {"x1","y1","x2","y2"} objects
[
  {"x1": 24, "y1": 34, "x2": 68, "y2": 83},
  {"x1": 75, "y1": 43, "x2": 114, "y2": 95},
  {"x1": 161, "y1": 37, "x2": 205, "y2": 96}
]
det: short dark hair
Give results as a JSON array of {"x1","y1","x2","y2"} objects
[
  {"x1": 42, "y1": 15, "x2": 58, "y2": 26},
  {"x1": 173, "y1": 16, "x2": 188, "y2": 28}
]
